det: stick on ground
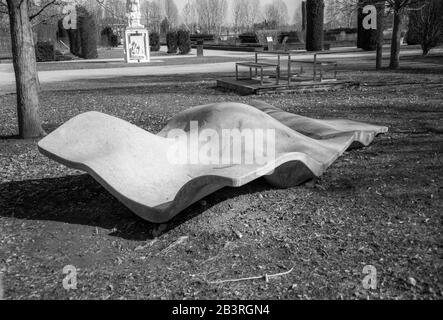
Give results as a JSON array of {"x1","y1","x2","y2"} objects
[{"x1": 207, "y1": 266, "x2": 295, "y2": 284}]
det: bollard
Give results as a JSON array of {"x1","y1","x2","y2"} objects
[{"x1": 197, "y1": 39, "x2": 204, "y2": 57}]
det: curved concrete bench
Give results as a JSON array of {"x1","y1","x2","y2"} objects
[{"x1": 38, "y1": 102, "x2": 387, "y2": 223}]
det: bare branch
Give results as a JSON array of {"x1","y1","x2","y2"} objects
[
  {"x1": 207, "y1": 266, "x2": 295, "y2": 284},
  {"x1": 29, "y1": 0, "x2": 58, "y2": 21},
  {"x1": 31, "y1": 11, "x2": 60, "y2": 26}
]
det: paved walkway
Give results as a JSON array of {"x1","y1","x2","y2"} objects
[
  {"x1": 0, "y1": 46, "x2": 441, "y2": 94},
  {"x1": 0, "y1": 62, "x2": 237, "y2": 93}
]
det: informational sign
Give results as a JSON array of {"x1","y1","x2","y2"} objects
[
  {"x1": 128, "y1": 33, "x2": 146, "y2": 60},
  {"x1": 124, "y1": 29, "x2": 150, "y2": 63}
]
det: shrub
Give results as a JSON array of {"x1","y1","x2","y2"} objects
[
  {"x1": 166, "y1": 31, "x2": 178, "y2": 54},
  {"x1": 69, "y1": 27, "x2": 82, "y2": 57},
  {"x1": 55, "y1": 49, "x2": 73, "y2": 61},
  {"x1": 110, "y1": 34, "x2": 119, "y2": 47},
  {"x1": 149, "y1": 32, "x2": 160, "y2": 52},
  {"x1": 161, "y1": 18, "x2": 170, "y2": 36},
  {"x1": 407, "y1": 0, "x2": 443, "y2": 54},
  {"x1": 238, "y1": 32, "x2": 258, "y2": 44},
  {"x1": 281, "y1": 31, "x2": 302, "y2": 43},
  {"x1": 177, "y1": 29, "x2": 191, "y2": 54},
  {"x1": 100, "y1": 26, "x2": 114, "y2": 47},
  {"x1": 101, "y1": 27, "x2": 119, "y2": 47},
  {"x1": 190, "y1": 34, "x2": 215, "y2": 42},
  {"x1": 35, "y1": 41, "x2": 55, "y2": 62},
  {"x1": 68, "y1": 6, "x2": 98, "y2": 59},
  {"x1": 406, "y1": 29, "x2": 420, "y2": 46},
  {"x1": 328, "y1": 27, "x2": 357, "y2": 34},
  {"x1": 57, "y1": 19, "x2": 69, "y2": 39},
  {"x1": 79, "y1": 8, "x2": 98, "y2": 59},
  {"x1": 255, "y1": 30, "x2": 280, "y2": 47}
]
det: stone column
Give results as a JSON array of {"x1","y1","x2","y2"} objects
[{"x1": 124, "y1": 0, "x2": 150, "y2": 63}]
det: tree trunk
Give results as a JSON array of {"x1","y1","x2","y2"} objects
[
  {"x1": 306, "y1": 0, "x2": 324, "y2": 51},
  {"x1": 421, "y1": 44, "x2": 430, "y2": 56},
  {"x1": 7, "y1": 0, "x2": 45, "y2": 138},
  {"x1": 357, "y1": 0, "x2": 364, "y2": 48},
  {"x1": 376, "y1": 3, "x2": 384, "y2": 69},
  {"x1": 302, "y1": 0, "x2": 307, "y2": 31},
  {"x1": 389, "y1": 10, "x2": 403, "y2": 69}
]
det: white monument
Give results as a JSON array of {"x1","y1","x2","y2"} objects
[{"x1": 124, "y1": 0, "x2": 150, "y2": 63}]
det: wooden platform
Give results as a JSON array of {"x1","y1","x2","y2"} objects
[{"x1": 216, "y1": 77, "x2": 360, "y2": 95}]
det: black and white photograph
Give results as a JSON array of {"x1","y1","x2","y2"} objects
[{"x1": 0, "y1": 0, "x2": 441, "y2": 305}]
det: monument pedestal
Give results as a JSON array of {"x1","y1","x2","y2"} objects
[{"x1": 124, "y1": 28, "x2": 150, "y2": 63}]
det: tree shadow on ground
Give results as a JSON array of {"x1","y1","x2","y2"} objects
[
  {"x1": 339, "y1": 64, "x2": 443, "y2": 75},
  {"x1": 0, "y1": 174, "x2": 273, "y2": 241},
  {"x1": 336, "y1": 53, "x2": 443, "y2": 75},
  {"x1": 0, "y1": 135, "x2": 20, "y2": 140}
]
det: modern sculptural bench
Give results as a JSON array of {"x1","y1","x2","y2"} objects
[{"x1": 38, "y1": 101, "x2": 388, "y2": 223}]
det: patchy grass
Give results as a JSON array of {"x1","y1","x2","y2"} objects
[{"x1": 0, "y1": 62, "x2": 442, "y2": 300}]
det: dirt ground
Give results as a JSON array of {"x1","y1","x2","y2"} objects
[{"x1": 0, "y1": 54, "x2": 442, "y2": 300}]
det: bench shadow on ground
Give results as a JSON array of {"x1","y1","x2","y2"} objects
[
  {"x1": 0, "y1": 134, "x2": 21, "y2": 140},
  {"x1": 0, "y1": 174, "x2": 273, "y2": 241}
]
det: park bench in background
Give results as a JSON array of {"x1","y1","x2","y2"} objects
[
  {"x1": 220, "y1": 50, "x2": 346, "y2": 95},
  {"x1": 235, "y1": 51, "x2": 339, "y2": 87},
  {"x1": 254, "y1": 50, "x2": 294, "y2": 85},
  {"x1": 235, "y1": 61, "x2": 280, "y2": 85},
  {"x1": 293, "y1": 53, "x2": 338, "y2": 82},
  {"x1": 252, "y1": 50, "x2": 339, "y2": 84}
]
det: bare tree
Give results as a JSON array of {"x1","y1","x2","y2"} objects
[
  {"x1": 232, "y1": 0, "x2": 260, "y2": 33},
  {"x1": 244, "y1": 0, "x2": 261, "y2": 32},
  {"x1": 1, "y1": 0, "x2": 66, "y2": 138},
  {"x1": 181, "y1": 0, "x2": 196, "y2": 30},
  {"x1": 144, "y1": 0, "x2": 162, "y2": 31},
  {"x1": 78, "y1": 0, "x2": 103, "y2": 23},
  {"x1": 263, "y1": 0, "x2": 288, "y2": 28},
  {"x1": 408, "y1": 0, "x2": 443, "y2": 55},
  {"x1": 386, "y1": 0, "x2": 423, "y2": 69},
  {"x1": 100, "y1": 0, "x2": 126, "y2": 23},
  {"x1": 232, "y1": 0, "x2": 246, "y2": 33},
  {"x1": 325, "y1": 0, "x2": 359, "y2": 29},
  {"x1": 292, "y1": 0, "x2": 303, "y2": 29},
  {"x1": 195, "y1": 0, "x2": 227, "y2": 35},
  {"x1": 163, "y1": 0, "x2": 178, "y2": 28}
]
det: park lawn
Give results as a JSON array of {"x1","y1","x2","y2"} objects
[{"x1": 0, "y1": 64, "x2": 442, "y2": 299}]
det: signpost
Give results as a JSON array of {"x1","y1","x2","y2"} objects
[{"x1": 124, "y1": 0, "x2": 150, "y2": 63}]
